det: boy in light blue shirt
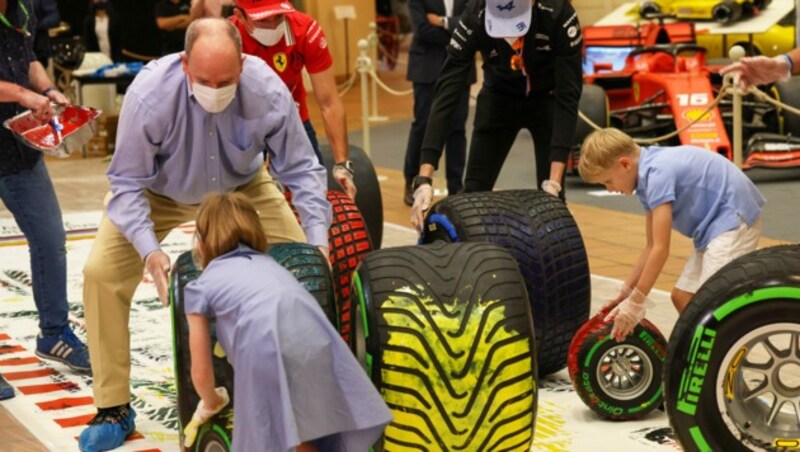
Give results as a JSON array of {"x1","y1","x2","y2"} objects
[{"x1": 578, "y1": 128, "x2": 765, "y2": 341}]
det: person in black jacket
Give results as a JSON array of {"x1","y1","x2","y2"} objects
[
  {"x1": 409, "y1": 0, "x2": 583, "y2": 229},
  {"x1": 402, "y1": 0, "x2": 474, "y2": 206},
  {"x1": 82, "y1": 0, "x2": 121, "y2": 61},
  {"x1": 32, "y1": 0, "x2": 60, "y2": 67}
]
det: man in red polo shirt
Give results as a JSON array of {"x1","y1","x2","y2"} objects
[{"x1": 233, "y1": 0, "x2": 356, "y2": 199}]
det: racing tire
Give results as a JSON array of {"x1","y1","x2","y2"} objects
[
  {"x1": 354, "y1": 242, "x2": 537, "y2": 451},
  {"x1": 420, "y1": 190, "x2": 591, "y2": 376},
  {"x1": 567, "y1": 312, "x2": 666, "y2": 421},
  {"x1": 712, "y1": 1, "x2": 743, "y2": 24},
  {"x1": 327, "y1": 190, "x2": 372, "y2": 350},
  {"x1": 664, "y1": 245, "x2": 800, "y2": 451},
  {"x1": 284, "y1": 190, "x2": 373, "y2": 348},
  {"x1": 320, "y1": 144, "x2": 384, "y2": 249},
  {"x1": 573, "y1": 84, "x2": 609, "y2": 174},
  {"x1": 196, "y1": 426, "x2": 231, "y2": 452},
  {"x1": 170, "y1": 243, "x2": 335, "y2": 442},
  {"x1": 772, "y1": 76, "x2": 800, "y2": 138},
  {"x1": 638, "y1": 1, "x2": 662, "y2": 18}
]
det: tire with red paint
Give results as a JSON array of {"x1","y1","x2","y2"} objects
[
  {"x1": 284, "y1": 190, "x2": 373, "y2": 349},
  {"x1": 567, "y1": 311, "x2": 666, "y2": 421}
]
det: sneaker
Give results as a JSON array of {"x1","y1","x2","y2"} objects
[
  {"x1": 79, "y1": 404, "x2": 136, "y2": 452},
  {"x1": 403, "y1": 181, "x2": 414, "y2": 206},
  {"x1": 0, "y1": 374, "x2": 14, "y2": 400},
  {"x1": 36, "y1": 326, "x2": 92, "y2": 375}
]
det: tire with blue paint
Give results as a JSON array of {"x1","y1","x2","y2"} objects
[
  {"x1": 567, "y1": 312, "x2": 666, "y2": 421},
  {"x1": 353, "y1": 242, "x2": 538, "y2": 450},
  {"x1": 170, "y1": 243, "x2": 335, "y2": 450},
  {"x1": 665, "y1": 244, "x2": 800, "y2": 451},
  {"x1": 420, "y1": 190, "x2": 591, "y2": 376}
]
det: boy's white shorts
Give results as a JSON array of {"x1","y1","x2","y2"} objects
[{"x1": 676, "y1": 217, "x2": 762, "y2": 294}]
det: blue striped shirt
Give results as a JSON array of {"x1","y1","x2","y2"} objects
[{"x1": 107, "y1": 53, "x2": 331, "y2": 259}]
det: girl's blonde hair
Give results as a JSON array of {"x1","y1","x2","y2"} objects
[
  {"x1": 194, "y1": 192, "x2": 268, "y2": 268},
  {"x1": 578, "y1": 128, "x2": 639, "y2": 182}
]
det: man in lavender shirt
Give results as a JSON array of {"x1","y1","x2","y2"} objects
[{"x1": 78, "y1": 18, "x2": 331, "y2": 451}]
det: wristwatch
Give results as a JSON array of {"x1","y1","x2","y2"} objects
[
  {"x1": 412, "y1": 175, "x2": 433, "y2": 191},
  {"x1": 334, "y1": 160, "x2": 355, "y2": 175}
]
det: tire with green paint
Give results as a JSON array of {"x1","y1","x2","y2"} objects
[
  {"x1": 196, "y1": 426, "x2": 230, "y2": 452},
  {"x1": 420, "y1": 190, "x2": 591, "y2": 376},
  {"x1": 354, "y1": 242, "x2": 538, "y2": 450},
  {"x1": 170, "y1": 243, "x2": 334, "y2": 449},
  {"x1": 567, "y1": 311, "x2": 666, "y2": 421},
  {"x1": 665, "y1": 244, "x2": 800, "y2": 451}
]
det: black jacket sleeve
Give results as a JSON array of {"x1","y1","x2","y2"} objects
[
  {"x1": 419, "y1": 3, "x2": 480, "y2": 169},
  {"x1": 409, "y1": 0, "x2": 449, "y2": 47},
  {"x1": 549, "y1": 2, "x2": 583, "y2": 163}
]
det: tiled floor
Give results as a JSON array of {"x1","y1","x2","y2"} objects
[{"x1": 0, "y1": 64, "x2": 791, "y2": 450}]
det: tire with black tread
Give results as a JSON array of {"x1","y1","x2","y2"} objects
[
  {"x1": 354, "y1": 242, "x2": 537, "y2": 451},
  {"x1": 320, "y1": 145, "x2": 384, "y2": 249},
  {"x1": 170, "y1": 243, "x2": 335, "y2": 447},
  {"x1": 567, "y1": 312, "x2": 666, "y2": 421},
  {"x1": 196, "y1": 426, "x2": 231, "y2": 452},
  {"x1": 420, "y1": 190, "x2": 591, "y2": 376},
  {"x1": 712, "y1": 1, "x2": 743, "y2": 24},
  {"x1": 772, "y1": 76, "x2": 800, "y2": 138},
  {"x1": 665, "y1": 245, "x2": 800, "y2": 451}
]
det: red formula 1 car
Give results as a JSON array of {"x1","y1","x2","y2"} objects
[{"x1": 571, "y1": 21, "x2": 800, "y2": 172}]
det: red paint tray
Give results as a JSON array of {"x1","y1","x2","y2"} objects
[{"x1": 3, "y1": 105, "x2": 102, "y2": 158}]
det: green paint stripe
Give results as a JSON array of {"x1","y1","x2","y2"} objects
[
  {"x1": 628, "y1": 385, "x2": 663, "y2": 414},
  {"x1": 584, "y1": 335, "x2": 611, "y2": 367},
  {"x1": 352, "y1": 271, "x2": 374, "y2": 378},
  {"x1": 689, "y1": 426, "x2": 712, "y2": 452},
  {"x1": 713, "y1": 287, "x2": 800, "y2": 321}
]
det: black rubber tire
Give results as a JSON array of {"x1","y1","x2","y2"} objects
[
  {"x1": 420, "y1": 190, "x2": 591, "y2": 376},
  {"x1": 196, "y1": 427, "x2": 231, "y2": 452},
  {"x1": 320, "y1": 144, "x2": 384, "y2": 249},
  {"x1": 573, "y1": 84, "x2": 609, "y2": 174},
  {"x1": 712, "y1": 1, "x2": 743, "y2": 24},
  {"x1": 665, "y1": 245, "x2": 800, "y2": 451},
  {"x1": 327, "y1": 190, "x2": 373, "y2": 350},
  {"x1": 353, "y1": 242, "x2": 537, "y2": 450},
  {"x1": 567, "y1": 313, "x2": 666, "y2": 421},
  {"x1": 772, "y1": 77, "x2": 800, "y2": 138},
  {"x1": 638, "y1": 1, "x2": 662, "y2": 18},
  {"x1": 170, "y1": 243, "x2": 334, "y2": 440}
]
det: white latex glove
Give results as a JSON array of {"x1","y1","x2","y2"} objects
[
  {"x1": 410, "y1": 184, "x2": 433, "y2": 232},
  {"x1": 601, "y1": 283, "x2": 633, "y2": 312},
  {"x1": 719, "y1": 55, "x2": 791, "y2": 91},
  {"x1": 604, "y1": 287, "x2": 648, "y2": 342},
  {"x1": 332, "y1": 165, "x2": 357, "y2": 200},
  {"x1": 541, "y1": 179, "x2": 562, "y2": 197},
  {"x1": 184, "y1": 387, "x2": 230, "y2": 447},
  {"x1": 145, "y1": 250, "x2": 171, "y2": 307}
]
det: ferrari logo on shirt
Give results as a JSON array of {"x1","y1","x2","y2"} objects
[{"x1": 273, "y1": 52, "x2": 288, "y2": 72}]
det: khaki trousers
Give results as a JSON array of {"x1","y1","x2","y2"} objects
[{"x1": 83, "y1": 169, "x2": 306, "y2": 408}]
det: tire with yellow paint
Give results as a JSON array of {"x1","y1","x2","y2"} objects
[
  {"x1": 420, "y1": 190, "x2": 591, "y2": 376},
  {"x1": 353, "y1": 242, "x2": 538, "y2": 450},
  {"x1": 665, "y1": 245, "x2": 800, "y2": 451}
]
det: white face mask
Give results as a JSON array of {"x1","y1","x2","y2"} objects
[
  {"x1": 191, "y1": 81, "x2": 237, "y2": 114},
  {"x1": 250, "y1": 21, "x2": 286, "y2": 47}
]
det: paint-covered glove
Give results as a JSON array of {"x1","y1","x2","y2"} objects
[
  {"x1": 541, "y1": 179, "x2": 562, "y2": 197},
  {"x1": 410, "y1": 184, "x2": 433, "y2": 233},
  {"x1": 720, "y1": 55, "x2": 791, "y2": 90},
  {"x1": 184, "y1": 387, "x2": 230, "y2": 447},
  {"x1": 332, "y1": 163, "x2": 357, "y2": 200},
  {"x1": 604, "y1": 287, "x2": 648, "y2": 342}
]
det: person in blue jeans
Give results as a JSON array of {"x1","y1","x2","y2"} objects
[
  {"x1": 182, "y1": 192, "x2": 392, "y2": 452},
  {"x1": 0, "y1": 0, "x2": 92, "y2": 401}
]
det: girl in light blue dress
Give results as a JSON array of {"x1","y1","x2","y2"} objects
[{"x1": 183, "y1": 192, "x2": 391, "y2": 452}]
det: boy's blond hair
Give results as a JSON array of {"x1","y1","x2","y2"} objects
[
  {"x1": 194, "y1": 192, "x2": 268, "y2": 268},
  {"x1": 578, "y1": 128, "x2": 639, "y2": 182}
]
